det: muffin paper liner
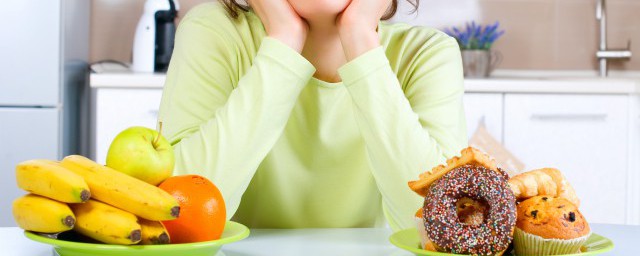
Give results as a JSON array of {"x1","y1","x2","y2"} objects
[{"x1": 514, "y1": 227, "x2": 590, "y2": 255}]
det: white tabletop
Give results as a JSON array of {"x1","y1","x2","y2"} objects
[{"x1": 0, "y1": 224, "x2": 637, "y2": 256}]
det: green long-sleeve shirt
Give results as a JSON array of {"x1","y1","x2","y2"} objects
[{"x1": 158, "y1": 2, "x2": 467, "y2": 231}]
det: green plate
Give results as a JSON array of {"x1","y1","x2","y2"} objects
[
  {"x1": 25, "y1": 221, "x2": 249, "y2": 256},
  {"x1": 389, "y1": 228, "x2": 614, "y2": 256}
]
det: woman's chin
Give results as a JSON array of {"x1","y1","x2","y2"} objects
[{"x1": 289, "y1": 0, "x2": 351, "y2": 19}]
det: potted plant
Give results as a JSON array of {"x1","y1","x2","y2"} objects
[{"x1": 445, "y1": 21, "x2": 505, "y2": 78}]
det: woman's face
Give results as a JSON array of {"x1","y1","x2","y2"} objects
[{"x1": 287, "y1": 0, "x2": 351, "y2": 19}]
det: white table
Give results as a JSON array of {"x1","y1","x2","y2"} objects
[{"x1": 0, "y1": 224, "x2": 636, "y2": 256}]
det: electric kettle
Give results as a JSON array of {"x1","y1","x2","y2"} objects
[{"x1": 132, "y1": 0, "x2": 179, "y2": 72}]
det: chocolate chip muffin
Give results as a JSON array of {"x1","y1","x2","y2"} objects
[{"x1": 514, "y1": 196, "x2": 591, "y2": 255}]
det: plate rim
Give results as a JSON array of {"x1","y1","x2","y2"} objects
[
  {"x1": 24, "y1": 221, "x2": 250, "y2": 251},
  {"x1": 389, "y1": 228, "x2": 614, "y2": 256}
]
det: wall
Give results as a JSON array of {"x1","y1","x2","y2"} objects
[
  {"x1": 91, "y1": 0, "x2": 639, "y2": 71},
  {"x1": 392, "y1": 0, "x2": 639, "y2": 71},
  {"x1": 90, "y1": 0, "x2": 209, "y2": 64}
]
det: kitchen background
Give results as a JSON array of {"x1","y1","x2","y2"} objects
[
  {"x1": 91, "y1": 0, "x2": 640, "y2": 70},
  {"x1": 1, "y1": 0, "x2": 639, "y2": 228}
]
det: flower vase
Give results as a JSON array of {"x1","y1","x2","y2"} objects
[{"x1": 461, "y1": 50, "x2": 502, "y2": 78}]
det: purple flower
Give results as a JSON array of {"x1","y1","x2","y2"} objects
[{"x1": 444, "y1": 21, "x2": 505, "y2": 50}]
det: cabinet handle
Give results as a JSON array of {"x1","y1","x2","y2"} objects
[
  {"x1": 148, "y1": 110, "x2": 159, "y2": 118},
  {"x1": 530, "y1": 114, "x2": 608, "y2": 121}
]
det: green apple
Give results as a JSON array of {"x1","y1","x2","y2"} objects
[{"x1": 106, "y1": 126, "x2": 174, "y2": 185}]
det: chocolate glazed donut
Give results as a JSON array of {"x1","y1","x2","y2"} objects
[{"x1": 423, "y1": 165, "x2": 516, "y2": 255}]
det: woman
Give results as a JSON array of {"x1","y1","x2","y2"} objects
[{"x1": 158, "y1": 0, "x2": 467, "y2": 231}]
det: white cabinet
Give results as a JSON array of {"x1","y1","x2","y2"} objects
[
  {"x1": 463, "y1": 93, "x2": 503, "y2": 142},
  {"x1": 629, "y1": 96, "x2": 640, "y2": 225},
  {"x1": 93, "y1": 88, "x2": 163, "y2": 164},
  {"x1": 504, "y1": 94, "x2": 629, "y2": 224},
  {"x1": 0, "y1": 108, "x2": 59, "y2": 226}
]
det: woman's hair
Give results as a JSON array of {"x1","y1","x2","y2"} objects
[{"x1": 220, "y1": 0, "x2": 419, "y2": 20}]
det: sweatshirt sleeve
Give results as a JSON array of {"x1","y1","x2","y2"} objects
[
  {"x1": 337, "y1": 36, "x2": 467, "y2": 231},
  {"x1": 158, "y1": 17, "x2": 315, "y2": 219}
]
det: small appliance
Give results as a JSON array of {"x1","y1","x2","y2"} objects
[{"x1": 132, "y1": 0, "x2": 179, "y2": 72}]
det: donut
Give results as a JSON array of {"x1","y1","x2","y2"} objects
[{"x1": 423, "y1": 165, "x2": 516, "y2": 255}]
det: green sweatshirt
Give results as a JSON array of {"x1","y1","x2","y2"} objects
[{"x1": 158, "y1": 3, "x2": 467, "y2": 231}]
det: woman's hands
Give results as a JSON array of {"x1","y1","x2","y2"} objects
[
  {"x1": 250, "y1": 0, "x2": 391, "y2": 59},
  {"x1": 337, "y1": 0, "x2": 392, "y2": 60},
  {"x1": 250, "y1": 0, "x2": 308, "y2": 53}
]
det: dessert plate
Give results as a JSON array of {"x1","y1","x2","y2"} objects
[
  {"x1": 389, "y1": 228, "x2": 613, "y2": 256},
  {"x1": 24, "y1": 221, "x2": 249, "y2": 256}
]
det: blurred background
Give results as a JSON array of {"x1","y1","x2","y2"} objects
[
  {"x1": 92, "y1": 0, "x2": 640, "y2": 70},
  {"x1": 1, "y1": 0, "x2": 638, "y2": 228}
]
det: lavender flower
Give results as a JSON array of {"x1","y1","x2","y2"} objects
[{"x1": 444, "y1": 21, "x2": 505, "y2": 50}]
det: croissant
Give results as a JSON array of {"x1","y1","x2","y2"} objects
[{"x1": 508, "y1": 168, "x2": 580, "y2": 207}]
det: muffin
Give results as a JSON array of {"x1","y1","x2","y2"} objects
[{"x1": 514, "y1": 196, "x2": 591, "y2": 255}]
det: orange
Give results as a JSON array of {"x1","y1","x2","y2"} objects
[{"x1": 158, "y1": 175, "x2": 226, "y2": 243}]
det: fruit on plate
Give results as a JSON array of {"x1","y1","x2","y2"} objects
[
  {"x1": 12, "y1": 194, "x2": 75, "y2": 233},
  {"x1": 159, "y1": 175, "x2": 226, "y2": 243},
  {"x1": 70, "y1": 199, "x2": 142, "y2": 245},
  {"x1": 106, "y1": 126, "x2": 175, "y2": 186},
  {"x1": 60, "y1": 155, "x2": 180, "y2": 221},
  {"x1": 138, "y1": 218, "x2": 171, "y2": 245},
  {"x1": 16, "y1": 160, "x2": 90, "y2": 203}
]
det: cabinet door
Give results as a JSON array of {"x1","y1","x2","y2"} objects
[
  {"x1": 94, "y1": 88, "x2": 163, "y2": 164},
  {"x1": 629, "y1": 96, "x2": 640, "y2": 225},
  {"x1": 0, "y1": 1, "x2": 60, "y2": 106},
  {"x1": 463, "y1": 93, "x2": 503, "y2": 142},
  {"x1": 0, "y1": 108, "x2": 59, "y2": 226},
  {"x1": 504, "y1": 94, "x2": 628, "y2": 224}
]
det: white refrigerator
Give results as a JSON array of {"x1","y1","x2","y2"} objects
[{"x1": 0, "y1": 0, "x2": 90, "y2": 226}]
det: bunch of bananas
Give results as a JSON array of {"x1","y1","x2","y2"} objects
[{"x1": 13, "y1": 156, "x2": 179, "y2": 245}]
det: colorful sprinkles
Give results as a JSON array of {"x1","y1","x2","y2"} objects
[{"x1": 422, "y1": 165, "x2": 516, "y2": 255}]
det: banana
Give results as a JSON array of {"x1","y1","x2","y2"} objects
[
  {"x1": 70, "y1": 199, "x2": 142, "y2": 245},
  {"x1": 12, "y1": 194, "x2": 75, "y2": 233},
  {"x1": 16, "y1": 160, "x2": 90, "y2": 203},
  {"x1": 59, "y1": 155, "x2": 179, "y2": 221},
  {"x1": 138, "y1": 218, "x2": 170, "y2": 245}
]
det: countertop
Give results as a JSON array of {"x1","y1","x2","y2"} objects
[
  {"x1": 90, "y1": 70, "x2": 640, "y2": 94},
  {"x1": 1, "y1": 224, "x2": 637, "y2": 256}
]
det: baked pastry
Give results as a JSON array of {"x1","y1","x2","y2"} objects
[
  {"x1": 509, "y1": 168, "x2": 580, "y2": 207},
  {"x1": 414, "y1": 208, "x2": 436, "y2": 251},
  {"x1": 455, "y1": 197, "x2": 489, "y2": 225},
  {"x1": 415, "y1": 197, "x2": 492, "y2": 251},
  {"x1": 422, "y1": 165, "x2": 516, "y2": 255},
  {"x1": 514, "y1": 196, "x2": 590, "y2": 255},
  {"x1": 409, "y1": 147, "x2": 500, "y2": 197}
]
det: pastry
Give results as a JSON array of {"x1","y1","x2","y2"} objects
[
  {"x1": 414, "y1": 208, "x2": 436, "y2": 251},
  {"x1": 422, "y1": 165, "x2": 516, "y2": 255},
  {"x1": 514, "y1": 196, "x2": 590, "y2": 255},
  {"x1": 409, "y1": 147, "x2": 499, "y2": 197},
  {"x1": 509, "y1": 168, "x2": 580, "y2": 207}
]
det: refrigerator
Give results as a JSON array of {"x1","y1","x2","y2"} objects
[{"x1": 0, "y1": 0, "x2": 90, "y2": 226}]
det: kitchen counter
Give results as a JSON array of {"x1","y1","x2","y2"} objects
[
  {"x1": 90, "y1": 72, "x2": 166, "y2": 89},
  {"x1": 90, "y1": 70, "x2": 640, "y2": 94},
  {"x1": 1, "y1": 224, "x2": 637, "y2": 256}
]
